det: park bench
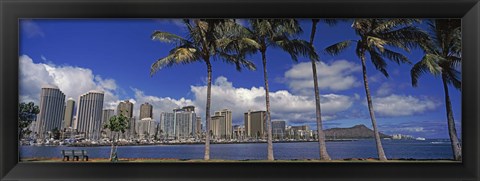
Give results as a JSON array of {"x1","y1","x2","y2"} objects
[{"x1": 61, "y1": 150, "x2": 88, "y2": 161}]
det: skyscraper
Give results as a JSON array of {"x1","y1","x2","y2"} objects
[
  {"x1": 139, "y1": 102, "x2": 153, "y2": 119},
  {"x1": 159, "y1": 106, "x2": 196, "y2": 140},
  {"x1": 272, "y1": 120, "x2": 286, "y2": 139},
  {"x1": 117, "y1": 100, "x2": 135, "y2": 139},
  {"x1": 159, "y1": 112, "x2": 175, "y2": 139},
  {"x1": 196, "y1": 116, "x2": 202, "y2": 136},
  {"x1": 175, "y1": 107, "x2": 196, "y2": 139},
  {"x1": 244, "y1": 110, "x2": 266, "y2": 138},
  {"x1": 76, "y1": 90, "x2": 104, "y2": 140},
  {"x1": 62, "y1": 98, "x2": 75, "y2": 129},
  {"x1": 101, "y1": 109, "x2": 115, "y2": 138},
  {"x1": 36, "y1": 86, "x2": 66, "y2": 139},
  {"x1": 210, "y1": 115, "x2": 225, "y2": 139},
  {"x1": 210, "y1": 109, "x2": 232, "y2": 139},
  {"x1": 117, "y1": 100, "x2": 133, "y2": 118},
  {"x1": 136, "y1": 117, "x2": 158, "y2": 140}
]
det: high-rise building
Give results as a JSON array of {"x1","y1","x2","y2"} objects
[
  {"x1": 62, "y1": 98, "x2": 75, "y2": 130},
  {"x1": 76, "y1": 90, "x2": 104, "y2": 140},
  {"x1": 159, "y1": 106, "x2": 197, "y2": 140},
  {"x1": 210, "y1": 115, "x2": 225, "y2": 139},
  {"x1": 101, "y1": 109, "x2": 115, "y2": 138},
  {"x1": 175, "y1": 107, "x2": 196, "y2": 139},
  {"x1": 209, "y1": 109, "x2": 232, "y2": 139},
  {"x1": 196, "y1": 116, "x2": 202, "y2": 136},
  {"x1": 159, "y1": 112, "x2": 175, "y2": 139},
  {"x1": 136, "y1": 118, "x2": 158, "y2": 139},
  {"x1": 117, "y1": 100, "x2": 133, "y2": 118},
  {"x1": 272, "y1": 120, "x2": 286, "y2": 139},
  {"x1": 117, "y1": 100, "x2": 135, "y2": 139},
  {"x1": 36, "y1": 86, "x2": 66, "y2": 139},
  {"x1": 102, "y1": 109, "x2": 115, "y2": 124},
  {"x1": 244, "y1": 110, "x2": 266, "y2": 138},
  {"x1": 139, "y1": 102, "x2": 153, "y2": 119}
]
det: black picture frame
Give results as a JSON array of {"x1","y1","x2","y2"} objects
[{"x1": 1, "y1": 0, "x2": 479, "y2": 180}]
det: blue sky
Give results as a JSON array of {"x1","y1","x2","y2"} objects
[{"x1": 19, "y1": 19, "x2": 462, "y2": 139}]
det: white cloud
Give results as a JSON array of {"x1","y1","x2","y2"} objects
[
  {"x1": 19, "y1": 55, "x2": 120, "y2": 109},
  {"x1": 21, "y1": 20, "x2": 45, "y2": 38},
  {"x1": 370, "y1": 94, "x2": 440, "y2": 116},
  {"x1": 283, "y1": 60, "x2": 361, "y2": 94},
  {"x1": 191, "y1": 76, "x2": 354, "y2": 125},
  {"x1": 376, "y1": 82, "x2": 393, "y2": 96}
]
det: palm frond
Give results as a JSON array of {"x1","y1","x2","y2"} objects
[
  {"x1": 381, "y1": 49, "x2": 410, "y2": 64},
  {"x1": 410, "y1": 53, "x2": 442, "y2": 86},
  {"x1": 368, "y1": 50, "x2": 389, "y2": 77},
  {"x1": 274, "y1": 39, "x2": 315, "y2": 62},
  {"x1": 325, "y1": 40, "x2": 353, "y2": 56},
  {"x1": 372, "y1": 18, "x2": 420, "y2": 33},
  {"x1": 150, "y1": 47, "x2": 200, "y2": 76},
  {"x1": 151, "y1": 31, "x2": 190, "y2": 45}
]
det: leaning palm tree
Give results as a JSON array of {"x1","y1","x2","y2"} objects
[
  {"x1": 150, "y1": 19, "x2": 257, "y2": 160},
  {"x1": 411, "y1": 19, "x2": 462, "y2": 161},
  {"x1": 326, "y1": 19, "x2": 429, "y2": 160},
  {"x1": 104, "y1": 112, "x2": 129, "y2": 162},
  {"x1": 245, "y1": 19, "x2": 316, "y2": 160}
]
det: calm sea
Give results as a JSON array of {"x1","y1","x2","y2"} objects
[{"x1": 20, "y1": 139, "x2": 454, "y2": 160}]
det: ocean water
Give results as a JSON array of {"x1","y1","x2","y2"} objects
[{"x1": 20, "y1": 139, "x2": 454, "y2": 160}]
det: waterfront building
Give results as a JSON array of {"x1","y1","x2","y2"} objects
[
  {"x1": 209, "y1": 109, "x2": 232, "y2": 139},
  {"x1": 272, "y1": 120, "x2": 286, "y2": 139},
  {"x1": 76, "y1": 90, "x2": 104, "y2": 140},
  {"x1": 36, "y1": 86, "x2": 66, "y2": 139},
  {"x1": 101, "y1": 109, "x2": 115, "y2": 138},
  {"x1": 136, "y1": 118, "x2": 158, "y2": 140},
  {"x1": 288, "y1": 125, "x2": 310, "y2": 139},
  {"x1": 117, "y1": 100, "x2": 135, "y2": 139},
  {"x1": 244, "y1": 110, "x2": 266, "y2": 139},
  {"x1": 196, "y1": 116, "x2": 202, "y2": 138},
  {"x1": 175, "y1": 107, "x2": 196, "y2": 139},
  {"x1": 159, "y1": 112, "x2": 175, "y2": 139},
  {"x1": 139, "y1": 102, "x2": 153, "y2": 119},
  {"x1": 159, "y1": 106, "x2": 196, "y2": 140},
  {"x1": 233, "y1": 125, "x2": 245, "y2": 141},
  {"x1": 117, "y1": 100, "x2": 133, "y2": 117},
  {"x1": 62, "y1": 98, "x2": 75, "y2": 130},
  {"x1": 210, "y1": 115, "x2": 225, "y2": 139}
]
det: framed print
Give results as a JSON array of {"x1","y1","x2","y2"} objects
[{"x1": 1, "y1": 0, "x2": 479, "y2": 181}]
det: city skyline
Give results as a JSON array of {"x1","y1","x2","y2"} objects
[{"x1": 19, "y1": 19, "x2": 462, "y2": 139}]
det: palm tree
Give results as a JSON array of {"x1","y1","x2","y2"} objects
[
  {"x1": 244, "y1": 19, "x2": 316, "y2": 160},
  {"x1": 326, "y1": 19, "x2": 429, "y2": 160},
  {"x1": 411, "y1": 19, "x2": 462, "y2": 161},
  {"x1": 104, "y1": 112, "x2": 129, "y2": 162},
  {"x1": 150, "y1": 19, "x2": 257, "y2": 160},
  {"x1": 308, "y1": 19, "x2": 345, "y2": 160}
]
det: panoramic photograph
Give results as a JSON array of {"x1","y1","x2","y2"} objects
[{"x1": 18, "y1": 18, "x2": 462, "y2": 162}]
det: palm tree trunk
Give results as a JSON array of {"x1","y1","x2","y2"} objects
[
  {"x1": 442, "y1": 75, "x2": 462, "y2": 161},
  {"x1": 110, "y1": 132, "x2": 116, "y2": 161},
  {"x1": 204, "y1": 59, "x2": 212, "y2": 161},
  {"x1": 360, "y1": 54, "x2": 387, "y2": 161},
  {"x1": 261, "y1": 50, "x2": 274, "y2": 161},
  {"x1": 309, "y1": 19, "x2": 331, "y2": 160}
]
